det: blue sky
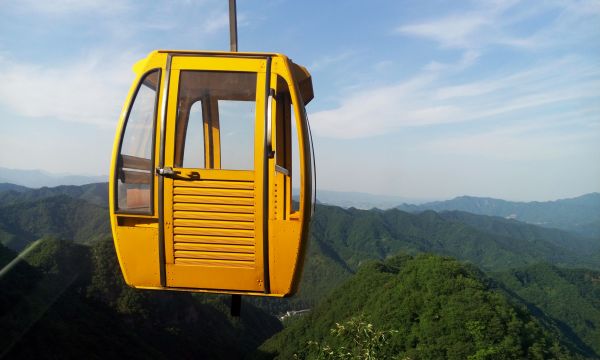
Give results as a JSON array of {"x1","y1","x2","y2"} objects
[{"x1": 0, "y1": 0, "x2": 598, "y2": 201}]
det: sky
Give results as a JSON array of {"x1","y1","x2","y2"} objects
[{"x1": 0, "y1": 0, "x2": 598, "y2": 201}]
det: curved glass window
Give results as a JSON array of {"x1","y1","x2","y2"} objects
[{"x1": 116, "y1": 70, "x2": 160, "y2": 213}]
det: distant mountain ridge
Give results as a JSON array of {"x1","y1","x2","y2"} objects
[
  {"x1": 314, "y1": 189, "x2": 432, "y2": 210},
  {"x1": 0, "y1": 167, "x2": 106, "y2": 188},
  {"x1": 0, "y1": 183, "x2": 30, "y2": 192},
  {"x1": 397, "y1": 193, "x2": 600, "y2": 237},
  {"x1": 0, "y1": 182, "x2": 108, "y2": 207},
  {"x1": 0, "y1": 195, "x2": 110, "y2": 251},
  {"x1": 310, "y1": 205, "x2": 600, "y2": 273}
]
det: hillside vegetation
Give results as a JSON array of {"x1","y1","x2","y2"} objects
[
  {"x1": 0, "y1": 195, "x2": 109, "y2": 251},
  {"x1": 494, "y1": 264, "x2": 600, "y2": 357},
  {"x1": 308, "y1": 205, "x2": 598, "y2": 274},
  {"x1": 0, "y1": 238, "x2": 281, "y2": 359},
  {"x1": 255, "y1": 254, "x2": 580, "y2": 359}
]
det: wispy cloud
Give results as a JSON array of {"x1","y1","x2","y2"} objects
[
  {"x1": 202, "y1": 11, "x2": 230, "y2": 33},
  {"x1": 0, "y1": 51, "x2": 139, "y2": 127},
  {"x1": 395, "y1": 0, "x2": 600, "y2": 51},
  {"x1": 310, "y1": 56, "x2": 600, "y2": 139},
  {"x1": 423, "y1": 50, "x2": 481, "y2": 72},
  {"x1": 14, "y1": 0, "x2": 130, "y2": 16},
  {"x1": 433, "y1": 56, "x2": 599, "y2": 100},
  {"x1": 397, "y1": 14, "x2": 490, "y2": 49},
  {"x1": 425, "y1": 117, "x2": 599, "y2": 162},
  {"x1": 310, "y1": 51, "x2": 356, "y2": 71}
]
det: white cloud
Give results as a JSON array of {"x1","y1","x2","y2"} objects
[
  {"x1": 15, "y1": 0, "x2": 130, "y2": 16},
  {"x1": 310, "y1": 56, "x2": 600, "y2": 139},
  {"x1": 433, "y1": 56, "x2": 596, "y2": 100},
  {"x1": 424, "y1": 50, "x2": 481, "y2": 72},
  {"x1": 425, "y1": 121, "x2": 599, "y2": 162},
  {"x1": 396, "y1": 0, "x2": 600, "y2": 51},
  {"x1": 311, "y1": 73, "x2": 458, "y2": 138},
  {"x1": 397, "y1": 14, "x2": 490, "y2": 48},
  {"x1": 0, "y1": 51, "x2": 140, "y2": 127},
  {"x1": 202, "y1": 11, "x2": 230, "y2": 33},
  {"x1": 310, "y1": 51, "x2": 356, "y2": 71}
]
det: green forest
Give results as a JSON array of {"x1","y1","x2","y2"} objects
[{"x1": 1, "y1": 183, "x2": 599, "y2": 359}]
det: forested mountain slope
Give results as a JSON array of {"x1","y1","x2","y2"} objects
[
  {"x1": 439, "y1": 210, "x2": 599, "y2": 254},
  {"x1": 494, "y1": 264, "x2": 600, "y2": 357},
  {"x1": 0, "y1": 195, "x2": 109, "y2": 251},
  {"x1": 253, "y1": 204, "x2": 600, "y2": 316},
  {"x1": 0, "y1": 182, "x2": 108, "y2": 207},
  {"x1": 0, "y1": 183, "x2": 30, "y2": 193},
  {"x1": 309, "y1": 205, "x2": 598, "y2": 272},
  {"x1": 255, "y1": 254, "x2": 584, "y2": 359},
  {"x1": 0, "y1": 238, "x2": 281, "y2": 359}
]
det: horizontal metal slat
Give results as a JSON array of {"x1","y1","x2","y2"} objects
[
  {"x1": 174, "y1": 227, "x2": 254, "y2": 238},
  {"x1": 173, "y1": 203, "x2": 255, "y2": 214},
  {"x1": 174, "y1": 242, "x2": 254, "y2": 254},
  {"x1": 174, "y1": 234, "x2": 255, "y2": 246},
  {"x1": 175, "y1": 250, "x2": 255, "y2": 261},
  {"x1": 174, "y1": 195, "x2": 254, "y2": 206},
  {"x1": 174, "y1": 258, "x2": 255, "y2": 268},
  {"x1": 174, "y1": 210, "x2": 254, "y2": 222},
  {"x1": 174, "y1": 186, "x2": 254, "y2": 198},
  {"x1": 173, "y1": 179, "x2": 254, "y2": 190},
  {"x1": 174, "y1": 218, "x2": 254, "y2": 230}
]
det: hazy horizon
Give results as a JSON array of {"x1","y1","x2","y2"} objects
[{"x1": 1, "y1": 165, "x2": 598, "y2": 204}]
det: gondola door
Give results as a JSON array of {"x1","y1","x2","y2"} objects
[{"x1": 161, "y1": 55, "x2": 269, "y2": 292}]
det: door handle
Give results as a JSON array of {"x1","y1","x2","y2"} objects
[{"x1": 156, "y1": 167, "x2": 176, "y2": 177}]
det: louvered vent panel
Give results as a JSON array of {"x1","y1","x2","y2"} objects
[{"x1": 173, "y1": 179, "x2": 255, "y2": 268}]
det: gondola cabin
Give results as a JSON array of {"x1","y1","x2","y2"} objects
[{"x1": 109, "y1": 50, "x2": 315, "y2": 297}]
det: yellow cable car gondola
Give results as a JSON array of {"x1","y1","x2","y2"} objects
[{"x1": 109, "y1": 50, "x2": 315, "y2": 299}]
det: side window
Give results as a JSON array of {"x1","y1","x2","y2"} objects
[
  {"x1": 291, "y1": 104, "x2": 301, "y2": 212},
  {"x1": 174, "y1": 70, "x2": 256, "y2": 170},
  {"x1": 274, "y1": 76, "x2": 301, "y2": 213},
  {"x1": 219, "y1": 99, "x2": 255, "y2": 170},
  {"x1": 116, "y1": 70, "x2": 159, "y2": 213},
  {"x1": 179, "y1": 100, "x2": 205, "y2": 168}
]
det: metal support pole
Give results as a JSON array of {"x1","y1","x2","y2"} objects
[
  {"x1": 231, "y1": 294, "x2": 241, "y2": 317},
  {"x1": 229, "y1": 0, "x2": 239, "y2": 316},
  {"x1": 229, "y1": 0, "x2": 238, "y2": 52}
]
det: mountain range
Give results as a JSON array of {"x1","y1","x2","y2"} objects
[
  {"x1": 1, "y1": 182, "x2": 599, "y2": 358},
  {"x1": 0, "y1": 183, "x2": 109, "y2": 251},
  {"x1": 397, "y1": 193, "x2": 600, "y2": 237},
  {"x1": 0, "y1": 167, "x2": 106, "y2": 188}
]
